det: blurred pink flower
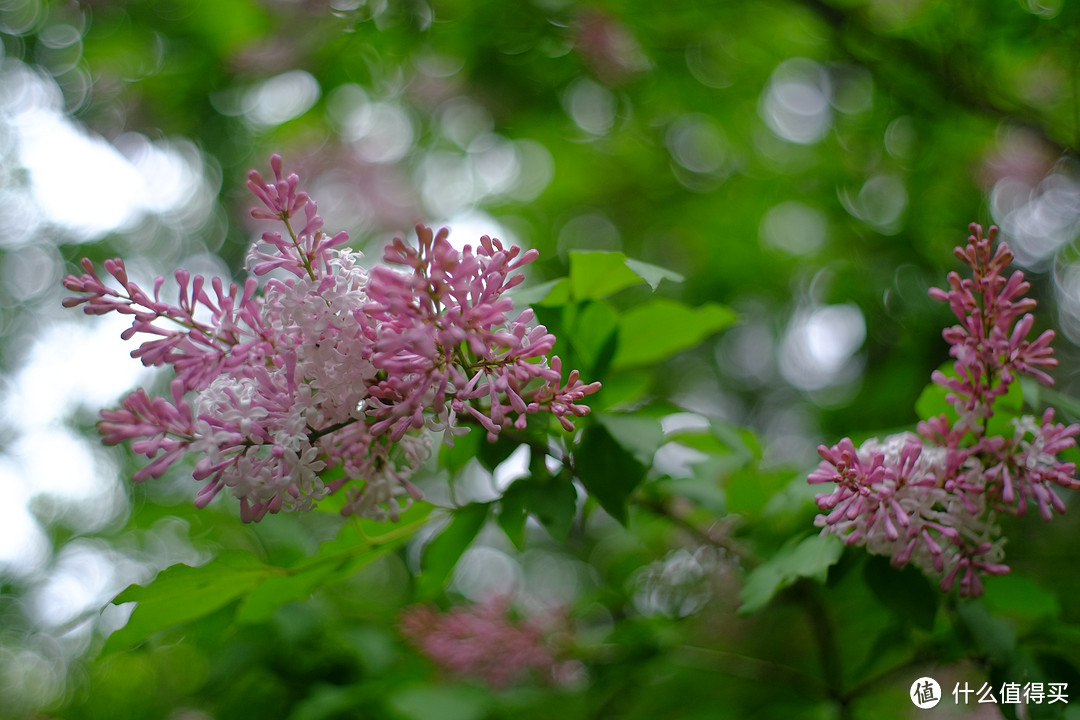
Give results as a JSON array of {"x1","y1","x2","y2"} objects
[{"x1": 399, "y1": 598, "x2": 579, "y2": 689}]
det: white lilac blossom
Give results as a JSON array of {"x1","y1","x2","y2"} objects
[
  {"x1": 63, "y1": 155, "x2": 600, "y2": 522},
  {"x1": 808, "y1": 224, "x2": 1079, "y2": 597}
]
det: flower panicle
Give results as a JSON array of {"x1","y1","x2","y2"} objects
[
  {"x1": 365, "y1": 223, "x2": 599, "y2": 445},
  {"x1": 246, "y1": 155, "x2": 350, "y2": 280},
  {"x1": 927, "y1": 223, "x2": 1057, "y2": 420},
  {"x1": 807, "y1": 222, "x2": 1080, "y2": 597},
  {"x1": 246, "y1": 153, "x2": 307, "y2": 221},
  {"x1": 398, "y1": 598, "x2": 580, "y2": 689},
  {"x1": 62, "y1": 155, "x2": 600, "y2": 523},
  {"x1": 62, "y1": 257, "x2": 270, "y2": 393}
]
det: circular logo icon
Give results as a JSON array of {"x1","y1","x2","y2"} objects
[{"x1": 911, "y1": 677, "x2": 942, "y2": 709}]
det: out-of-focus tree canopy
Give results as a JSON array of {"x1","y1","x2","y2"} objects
[{"x1": 3, "y1": 0, "x2": 1080, "y2": 718}]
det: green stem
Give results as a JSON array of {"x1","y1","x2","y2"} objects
[
  {"x1": 796, "y1": 580, "x2": 853, "y2": 719},
  {"x1": 631, "y1": 493, "x2": 760, "y2": 568},
  {"x1": 672, "y1": 644, "x2": 825, "y2": 698},
  {"x1": 308, "y1": 416, "x2": 363, "y2": 442},
  {"x1": 281, "y1": 212, "x2": 317, "y2": 281},
  {"x1": 353, "y1": 512, "x2": 435, "y2": 547}
]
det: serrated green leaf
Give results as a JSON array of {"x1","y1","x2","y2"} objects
[
  {"x1": 738, "y1": 534, "x2": 844, "y2": 615},
  {"x1": 574, "y1": 424, "x2": 647, "y2": 524},
  {"x1": 104, "y1": 551, "x2": 276, "y2": 653},
  {"x1": 417, "y1": 504, "x2": 490, "y2": 598},
  {"x1": 612, "y1": 299, "x2": 736, "y2": 370}
]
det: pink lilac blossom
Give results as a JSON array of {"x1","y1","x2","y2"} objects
[
  {"x1": 808, "y1": 223, "x2": 1079, "y2": 597},
  {"x1": 63, "y1": 155, "x2": 600, "y2": 522},
  {"x1": 398, "y1": 598, "x2": 580, "y2": 689}
]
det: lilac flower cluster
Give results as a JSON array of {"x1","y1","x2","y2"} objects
[
  {"x1": 63, "y1": 155, "x2": 599, "y2": 522},
  {"x1": 808, "y1": 224, "x2": 1079, "y2": 597},
  {"x1": 398, "y1": 598, "x2": 579, "y2": 688}
]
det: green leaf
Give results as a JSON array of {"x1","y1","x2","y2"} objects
[
  {"x1": 290, "y1": 684, "x2": 369, "y2": 720},
  {"x1": 1023, "y1": 378, "x2": 1080, "y2": 422},
  {"x1": 955, "y1": 600, "x2": 1016, "y2": 665},
  {"x1": 596, "y1": 412, "x2": 666, "y2": 466},
  {"x1": 350, "y1": 501, "x2": 435, "y2": 544},
  {"x1": 567, "y1": 251, "x2": 683, "y2": 300},
  {"x1": 511, "y1": 277, "x2": 570, "y2": 307},
  {"x1": 236, "y1": 505, "x2": 433, "y2": 624},
  {"x1": 862, "y1": 555, "x2": 938, "y2": 631},
  {"x1": 914, "y1": 362, "x2": 960, "y2": 423},
  {"x1": 986, "y1": 378, "x2": 1025, "y2": 437},
  {"x1": 915, "y1": 363, "x2": 1024, "y2": 435},
  {"x1": 497, "y1": 487, "x2": 528, "y2": 549},
  {"x1": 623, "y1": 258, "x2": 685, "y2": 290},
  {"x1": 673, "y1": 421, "x2": 760, "y2": 491},
  {"x1": 104, "y1": 550, "x2": 276, "y2": 653},
  {"x1": 235, "y1": 562, "x2": 342, "y2": 626},
  {"x1": 561, "y1": 300, "x2": 620, "y2": 377},
  {"x1": 568, "y1": 251, "x2": 645, "y2": 300},
  {"x1": 574, "y1": 423, "x2": 647, "y2": 524},
  {"x1": 387, "y1": 684, "x2": 492, "y2": 720},
  {"x1": 477, "y1": 432, "x2": 522, "y2": 472},
  {"x1": 1031, "y1": 652, "x2": 1080, "y2": 718},
  {"x1": 591, "y1": 371, "x2": 651, "y2": 411},
  {"x1": 416, "y1": 504, "x2": 490, "y2": 598},
  {"x1": 982, "y1": 574, "x2": 1060, "y2": 620},
  {"x1": 440, "y1": 430, "x2": 482, "y2": 474},
  {"x1": 997, "y1": 375, "x2": 1025, "y2": 414},
  {"x1": 612, "y1": 299, "x2": 736, "y2": 370},
  {"x1": 738, "y1": 534, "x2": 844, "y2": 615},
  {"x1": 725, "y1": 467, "x2": 790, "y2": 517},
  {"x1": 499, "y1": 476, "x2": 578, "y2": 545},
  {"x1": 658, "y1": 476, "x2": 726, "y2": 514}
]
